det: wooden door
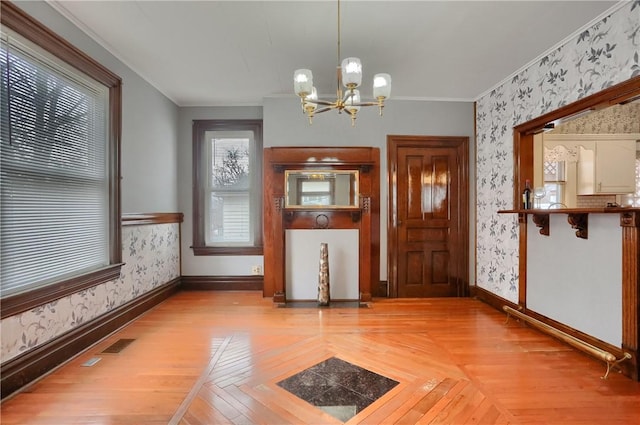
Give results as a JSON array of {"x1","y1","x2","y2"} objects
[{"x1": 388, "y1": 136, "x2": 468, "y2": 298}]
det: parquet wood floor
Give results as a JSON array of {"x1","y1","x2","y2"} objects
[{"x1": 2, "y1": 291, "x2": 639, "y2": 424}]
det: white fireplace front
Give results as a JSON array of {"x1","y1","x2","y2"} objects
[{"x1": 285, "y1": 229, "x2": 359, "y2": 301}]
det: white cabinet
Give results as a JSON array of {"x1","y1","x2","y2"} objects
[{"x1": 577, "y1": 138, "x2": 637, "y2": 195}]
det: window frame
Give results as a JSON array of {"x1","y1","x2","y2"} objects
[
  {"x1": 0, "y1": 2, "x2": 122, "y2": 319},
  {"x1": 192, "y1": 119, "x2": 263, "y2": 255}
]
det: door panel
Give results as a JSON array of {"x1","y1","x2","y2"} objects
[{"x1": 388, "y1": 136, "x2": 468, "y2": 298}]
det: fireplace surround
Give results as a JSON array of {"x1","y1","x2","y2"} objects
[{"x1": 263, "y1": 147, "x2": 380, "y2": 304}]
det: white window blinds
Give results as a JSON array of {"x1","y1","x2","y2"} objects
[{"x1": 1, "y1": 31, "x2": 110, "y2": 297}]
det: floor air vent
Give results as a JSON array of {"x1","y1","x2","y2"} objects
[{"x1": 101, "y1": 338, "x2": 135, "y2": 354}]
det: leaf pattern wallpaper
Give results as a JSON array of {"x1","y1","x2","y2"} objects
[
  {"x1": 0, "y1": 223, "x2": 180, "y2": 363},
  {"x1": 551, "y1": 102, "x2": 640, "y2": 134},
  {"x1": 475, "y1": 1, "x2": 639, "y2": 302}
]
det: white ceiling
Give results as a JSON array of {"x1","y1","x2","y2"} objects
[{"x1": 49, "y1": 0, "x2": 618, "y2": 107}]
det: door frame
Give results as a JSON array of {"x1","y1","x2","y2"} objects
[{"x1": 387, "y1": 135, "x2": 469, "y2": 298}]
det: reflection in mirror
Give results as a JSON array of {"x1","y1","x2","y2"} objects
[
  {"x1": 285, "y1": 170, "x2": 359, "y2": 208},
  {"x1": 532, "y1": 99, "x2": 640, "y2": 209}
]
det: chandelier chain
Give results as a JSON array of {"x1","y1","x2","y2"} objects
[{"x1": 337, "y1": 0, "x2": 341, "y2": 66}]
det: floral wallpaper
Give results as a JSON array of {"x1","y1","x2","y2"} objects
[
  {"x1": 0, "y1": 222, "x2": 180, "y2": 363},
  {"x1": 476, "y1": 1, "x2": 640, "y2": 302},
  {"x1": 551, "y1": 102, "x2": 640, "y2": 134}
]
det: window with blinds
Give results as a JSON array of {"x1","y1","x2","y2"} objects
[
  {"x1": 1, "y1": 30, "x2": 110, "y2": 298},
  {"x1": 192, "y1": 120, "x2": 263, "y2": 255},
  {"x1": 206, "y1": 133, "x2": 252, "y2": 245}
]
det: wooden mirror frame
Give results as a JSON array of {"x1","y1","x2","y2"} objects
[{"x1": 511, "y1": 75, "x2": 640, "y2": 380}]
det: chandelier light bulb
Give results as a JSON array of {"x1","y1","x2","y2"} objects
[
  {"x1": 341, "y1": 57, "x2": 362, "y2": 88},
  {"x1": 373, "y1": 73, "x2": 391, "y2": 99},
  {"x1": 303, "y1": 86, "x2": 318, "y2": 124},
  {"x1": 293, "y1": 69, "x2": 313, "y2": 97}
]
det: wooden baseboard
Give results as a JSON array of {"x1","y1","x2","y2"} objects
[
  {"x1": 470, "y1": 285, "x2": 520, "y2": 312},
  {"x1": 0, "y1": 278, "x2": 180, "y2": 400},
  {"x1": 180, "y1": 275, "x2": 263, "y2": 291},
  {"x1": 372, "y1": 280, "x2": 388, "y2": 298}
]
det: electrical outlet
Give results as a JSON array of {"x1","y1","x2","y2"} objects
[{"x1": 251, "y1": 265, "x2": 262, "y2": 275}]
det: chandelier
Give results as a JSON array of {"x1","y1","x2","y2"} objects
[{"x1": 293, "y1": 0, "x2": 391, "y2": 127}]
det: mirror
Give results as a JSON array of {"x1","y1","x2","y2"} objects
[
  {"x1": 532, "y1": 100, "x2": 640, "y2": 209},
  {"x1": 285, "y1": 170, "x2": 359, "y2": 208}
]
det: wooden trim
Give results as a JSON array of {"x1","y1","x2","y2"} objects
[
  {"x1": 517, "y1": 213, "x2": 528, "y2": 307},
  {"x1": 263, "y1": 147, "x2": 380, "y2": 304},
  {"x1": 0, "y1": 265, "x2": 123, "y2": 320},
  {"x1": 513, "y1": 77, "x2": 640, "y2": 208},
  {"x1": 471, "y1": 285, "x2": 520, "y2": 312},
  {"x1": 109, "y1": 81, "x2": 123, "y2": 269},
  {"x1": 191, "y1": 120, "x2": 263, "y2": 256},
  {"x1": 180, "y1": 276, "x2": 263, "y2": 291},
  {"x1": 1, "y1": 278, "x2": 180, "y2": 399},
  {"x1": 387, "y1": 135, "x2": 469, "y2": 298},
  {"x1": 2, "y1": 212, "x2": 182, "y2": 318},
  {"x1": 514, "y1": 75, "x2": 640, "y2": 137},
  {"x1": 122, "y1": 212, "x2": 184, "y2": 226},
  {"x1": 473, "y1": 101, "x2": 479, "y2": 294},
  {"x1": 387, "y1": 139, "x2": 398, "y2": 297},
  {"x1": 0, "y1": 1, "x2": 124, "y2": 320},
  {"x1": 372, "y1": 280, "x2": 388, "y2": 298},
  {"x1": 191, "y1": 246, "x2": 263, "y2": 256},
  {"x1": 265, "y1": 146, "x2": 378, "y2": 167},
  {"x1": 621, "y1": 211, "x2": 640, "y2": 380},
  {"x1": 0, "y1": 2, "x2": 121, "y2": 86}
]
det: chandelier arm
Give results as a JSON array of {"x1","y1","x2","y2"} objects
[
  {"x1": 314, "y1": 99, "x2": 336, "y2": 106},
  {"x1": 352, "y1": 101, "x2": 380, "y2": 107},
  {"x1": 315, "y1": 106, "x2": 337, "y2": 114}
]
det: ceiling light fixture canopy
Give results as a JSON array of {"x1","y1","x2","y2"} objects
[{"x1": 293, "y1": 0, "x2": 391, "y2": 127}]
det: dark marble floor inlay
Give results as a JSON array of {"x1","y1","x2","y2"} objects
[{"x1": 276, "y1": 357, "x2": 399, "y2": 422}]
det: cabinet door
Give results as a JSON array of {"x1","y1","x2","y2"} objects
[{"x1": 595, "y1": 140, "x2": 636, "y2": 193}]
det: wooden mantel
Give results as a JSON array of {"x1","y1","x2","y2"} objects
[{"x1": 262, "y1": 147, "x2": 380, "y2": 305}]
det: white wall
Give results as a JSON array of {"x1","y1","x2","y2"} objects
[
  {"x1": 526, "y1": 214, "x2": 622, "y2": 345},
  {"x1": 15, "y1": 1, "x2": 180, "y2": 214}
]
